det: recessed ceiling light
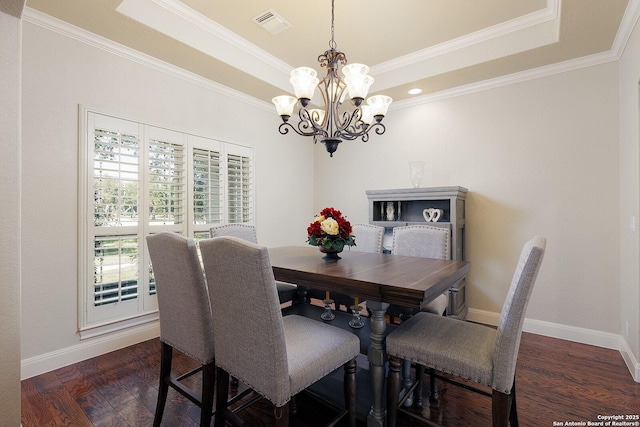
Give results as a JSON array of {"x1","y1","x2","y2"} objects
[{"x1": 408, "y1": 88, "x2": 422, "y2": 95}]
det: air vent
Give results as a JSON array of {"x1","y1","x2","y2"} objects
[{"x1": 252, "y1": 9, "x2": 292, "y2": 35}]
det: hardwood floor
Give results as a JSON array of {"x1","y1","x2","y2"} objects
[{"x1": 22, "y1": 332, "x2": 640, "y2": 426}]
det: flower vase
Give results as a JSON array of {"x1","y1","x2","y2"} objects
[{"x1": 319, "y1": 246, "x2": 342, "y2": 260}]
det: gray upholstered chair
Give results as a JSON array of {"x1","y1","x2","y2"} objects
[
  {"x1": 145, "y1": 232, "x2": 216, "y2": 427},
  {"x1": 210, "y1": 224, "x2": 298, "y2": 304},
  {"x1": 351, "y1": 223, "x2": 385, "y2": 254},
  {"x1": 391, "y1": 225, "x2": 451, "y2": 316},
  {"x1": 200, "y1": 236, "x2": 360, "y2": 427},
  {"x1": 386, "y1": 236, "x2": 546, "y2": 427},
  {"x1": 306, "y1": 223, "x2": 385, "y2": 311}
]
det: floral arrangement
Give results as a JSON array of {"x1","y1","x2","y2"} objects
[{"x1": 307, "y1": 207, "x2": 355, "y2": 251}]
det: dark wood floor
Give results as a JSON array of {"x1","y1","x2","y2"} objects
[{"x1": 22, "y1": 331, "x2": 640, "y2": 426}]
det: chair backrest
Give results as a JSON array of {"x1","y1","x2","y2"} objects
[
  {"x1": 351, "y1": 224, "x2": 384, "y2": 253},
  {"x1": 392, "y1": 225, "x2": 450, "y2": 260},
  {"x1": 199, "y1": 236, "x2": 290, "y2": 404},
  {"x1": 492, "y1": 236, "x2": 546, "y2": 393},
  {"x1": 210, "y1": 224, "x2": 257, "y2": 244},
  {"x1": 146, "y1": 232, "x2": 215, "y2": 364}
]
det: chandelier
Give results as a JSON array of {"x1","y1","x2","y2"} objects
[{"x1": 272, "y1": 0, "x2": 392, "y2": 157}]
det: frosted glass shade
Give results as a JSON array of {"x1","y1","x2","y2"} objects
[
  {"x1": 344, "y1": 74, "x2": 374, "y2": 101},
  {"x1": 342, "y1": 63, "x2": 370, "y2": 76},
  {"x1": 290, "y1": 67, "x2": 319, "y2": 100},
  {"x1": 272, "y1": 96, "x2": 297, "y2": 116},
  {"x1": 367, "y1": 95, "x2": 393, "y2": 118},
  {"x1": 343, "y1": 63, "x2": 374, "y2": 101},
  {"x1": 360, "y1": 105, "x2": 374, "y2": 125}
]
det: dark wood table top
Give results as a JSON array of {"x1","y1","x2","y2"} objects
[{"x1": 268, "y1": 246, "x2": 471, "y2": 309}]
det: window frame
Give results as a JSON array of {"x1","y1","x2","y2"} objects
[{"x1": 78, "y1": 106, "x2": 254, "y2": 338}]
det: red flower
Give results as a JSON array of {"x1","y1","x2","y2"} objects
[{"x1": 307, "y1": 207, "x2": 356, "y2": 249}]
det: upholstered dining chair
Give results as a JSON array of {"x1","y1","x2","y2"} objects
[
  {"x1": 388, "y1": 225, "x2": 452, "y2": 406},
  {"x1": 210, "y1": 224, "x2": 298, "y2": 304},
  {"x1": 145, "y1": 232, "x2": 217, "y2": 427},
  {"x1": 200, "y1": 236, "x2": 360, "y2": 427},
  {"x1": 392, "y1": 225, "x2": 451, "y2": 316},
  {"x1": 386, "y1": 236, "x2": 546, "y2": 427},
  {"x1": 351, "y1": 223, "x2": 385, "y2": 254}
]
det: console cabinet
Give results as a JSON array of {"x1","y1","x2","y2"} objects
[{"x1": 366, "y1": 186, "x2": 468, "y2": 318}]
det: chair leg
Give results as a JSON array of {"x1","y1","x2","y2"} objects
[
  {"x1": 274, "y1": 402, "x2": 290, "y2": 427},
  {"x1": 200, "y1": 361, "x2": 216, "y2": 427},
  {"x1": 214, "y1": 367, "x2": 230, "y2": 427},
  {"x1": 428, "y1": 367, "x2": 439, "y2": 402},
  {"x1": 492, "y1": 390, "x2": 512, "y2": 427},
  {"x1": 153, "y1": 342, "x2": 172, "y2": 427},
  {"x1": 413, "y1": 365, "x2": 424, "y2": 408},
  {"x1": 386, "y1": 356, "x2": 402, "y2": 427},
  {"x1": 343, "y1": 357, "x2": 357, "y2": 427},
  {"x1": 510, "y1": 380, "x2": 519, "y2": 427}
]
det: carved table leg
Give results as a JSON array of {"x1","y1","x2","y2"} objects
[{"x1": 366, "y1": 301, "x2": 389, "y2": 427}]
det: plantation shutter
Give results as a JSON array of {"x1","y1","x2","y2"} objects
[
  {"x1": 81, "y1": 108, "x2": 254, "y2": 333},
  {"x1": 88, "y1": 113, "x2": 142, "y2": 323},
  {"x1": 226, "y1": 145, "x2": 253, "y2": 224},
  {"x1": 147, "y1": 136, "x2": 186, "y2": 229},
  {"x1": 193, "y1": 148, "x2": 222, "y2": 225}
]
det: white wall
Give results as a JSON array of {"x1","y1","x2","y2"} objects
[
  {"x1": 314, "y1": 63, "x2": 623, "y2": 344},
  {"x1": 619, "y1": 14, "x2": 640, "y2": 375},
  {"x1": 20, "y1": 20, "x2": 313, "y2": 373},
  {"x1": 0, "y1": 7, "x2": 23, "y2": 425}
]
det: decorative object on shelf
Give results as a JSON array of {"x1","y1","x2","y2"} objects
[
  {"x1": 271, "y1": 0, "x2": 392, "y2": 157},
  {"x1": 422, "y1": 208, "x2": 443, "y2": 222},
  {"x1": 409, "y1": 161, "x2": 425, "y2": 188},
  {"x1": 349, "y1": 297, "x2": 365, "y2": 329},
  {"x1": 321, "y1": 291, "x2": 336, "y2": 321},
  {"x1": 307, "y1": 207, "x2": 355, "y2": 260},
  {"x1": 386, "y1": 202, "x2": 395, "y2": 221}
]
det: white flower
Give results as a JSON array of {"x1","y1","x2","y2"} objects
[{"x1": 320, "y1": 217, "x2": 339, "y2": 235}]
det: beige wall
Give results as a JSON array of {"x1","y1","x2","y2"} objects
[
  {"x1": 0, "y1": 7, "x2": 23, "y2": 426},
  {"x1": 314, "y1": 63, "x2": 622, "y2": 341}
]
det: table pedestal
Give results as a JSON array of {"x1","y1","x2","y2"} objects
[{"x1": 366, "y1": 301, "x2": 389, "y2": 427}]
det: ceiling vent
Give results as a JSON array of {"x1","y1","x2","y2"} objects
[{"x1": 252, "y1": 9, "x2": 292, "y2": 35}]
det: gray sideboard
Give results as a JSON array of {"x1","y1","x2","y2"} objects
[{"x1": 366, "y1": 186, "x2": 468, "y2": 319}]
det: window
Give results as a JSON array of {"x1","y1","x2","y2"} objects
[{"x1": 79, "y1": 108, "x2": 254, "y2": 335}]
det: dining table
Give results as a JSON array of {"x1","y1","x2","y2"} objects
[{"x1": 268, "y1": 245, "x2": 471, "y2": 427}]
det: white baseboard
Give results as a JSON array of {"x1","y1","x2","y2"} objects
[
  {"x1": 467, "y1": 308, "x2": 639, "y2": 382},
  {"x1": 21, "y1": 321, "x2": 160, "y2": 380},
  {"x1": 21, "y1": 310, "x2": 640, "y2": 383},
  {"x1": 619, "y1": 337, "x2": 640, "y2": 382}
]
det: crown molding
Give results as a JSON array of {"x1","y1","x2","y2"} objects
[
  {"x1": 23, "y1": 0, "x2": 640, "y2": 114},
  {"x1": 22, "y1": 7, "x2": 272, "y2": 112},
  {"x1": 116, "y1": 0, "x2": 292, "y2": 92},
  {"x1": 392, "y1": 0, "x2": 640, "y2": 111},
  {"x1": 371, "y1": 0, "x2": 560, "y2": 77}
]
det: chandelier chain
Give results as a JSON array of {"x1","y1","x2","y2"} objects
[{"x1": 329, "y1": 0, "x2": 336, "y2": 50}]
